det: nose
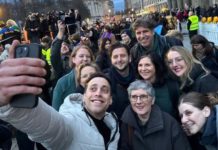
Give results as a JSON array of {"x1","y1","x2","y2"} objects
[
  {"x1": 181, "y1": 115, "x2": 188, "y2": 123},
  {"x1": 94, "y1": 88, "x2": 101, "y2": 96},
  {"x1": 172, "y1": 60, "x2": 177, "y2": 67},
  {"x1": 83, "y1": 56, "x2": 89, "y2": 61},
  {"x1": 136, "y1": 97, "x2": 142, "y2": 103}
]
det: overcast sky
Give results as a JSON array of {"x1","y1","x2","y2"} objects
[{"x1": 113, "y1": 0, "x2": 125, "y2": 12}]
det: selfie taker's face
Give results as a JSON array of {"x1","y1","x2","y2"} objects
[
  {"x1": 83, "y1": 77, "x2": 112, "y2": 119},
  {"x1": 179, "y1": 103, "x2": 210, "y2": 135}
]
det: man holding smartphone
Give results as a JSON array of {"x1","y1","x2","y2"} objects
[{"x1": 0, "y1": 40, "x2": 119, "y2": 150}]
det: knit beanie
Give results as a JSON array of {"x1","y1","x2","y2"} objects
[{"x1": 121, "y1": 29, "x2": 132, "y2": 39}]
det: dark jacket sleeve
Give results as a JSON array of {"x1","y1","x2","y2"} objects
[{"x1": 51, "y1": 37, "x2": 64, "y2": 79}]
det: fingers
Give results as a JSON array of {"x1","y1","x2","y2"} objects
[
  {"x1": 0, "y1": 52, "x2": 47, "y2": 106},
  {"x1": 1, "y1": 57, "x2": 45, "y2": 68},
  {"x1": 1, "y1": 85, "x2": 43, "y2": 102},
  {"x1": 8, "y1": 40, "x2": 20, "y2": 59},
  {"x1": 0, "y1": 64, "x2": 46, "y2": 77},
  {"x1": 0, "y1": 75, "x2": 46, "y2": 87}
]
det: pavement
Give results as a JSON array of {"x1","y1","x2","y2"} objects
[{"x1": 180, "y1": 22, "x2": 192, "y2": 51}]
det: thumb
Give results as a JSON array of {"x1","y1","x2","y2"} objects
[{"x1": 8, "y1": 40, "x2": 20, "y2": 59}]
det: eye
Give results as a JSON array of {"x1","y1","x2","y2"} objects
[
  {"x1": 131, "y1": 95, "x2": 137, "y2": 99},
  {"x1": 184, "y1": 110, "x2": 192, "y2": 116},
  {"x1": 113, "y1": 55, "x2": 118, "y2": 59},
  {"x1": 167, "y1": 60, "x2": 173, "y2": 65},
  {"x1": 141, "y1": 94, "x2": 148, "y2": 99},
  {"x1": 90, "y1": 86, "x2": 97, "y2": 92},
  {"x1": 101, "y1": 87, "x2": 109, "y2": 94}
]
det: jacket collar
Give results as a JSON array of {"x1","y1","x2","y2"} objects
[{"x1": 121, "y1": 105, "x2": 164, "y2": 135}]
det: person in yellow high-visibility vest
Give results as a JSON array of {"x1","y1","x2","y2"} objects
[
  {"x1": 187, "y1": 11, "x2": 199, "y2": 39},
  {"x1": 41, "y1": 36, "x2": 52, "y2": 67}
]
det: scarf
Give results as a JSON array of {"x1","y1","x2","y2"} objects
[{"x1": 109, "y1": 65, "x2": 135, "y2": 93}]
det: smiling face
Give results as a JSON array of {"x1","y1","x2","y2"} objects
[
  {"x1": 111, "y1": 47, "x2": 129, "y2": 72},
  {"x1": 138, "y1": 57, "x2": 156, "y2": 83},
  {"x1": 72, "y1": 48, "x2": 92, "y2": 67},
  {"x1": 80, "y1": 66, "x2": 97, "y2": 87},
  {"x1": 135, "y1": 27, "x2": 154, "y2": 48},
  {"x1": 83, "y1": 77, "x2": 112, "y2": 119},
  {"x1": 166, "y1": 51, "x2": 188, "y2": 77},
  {"x1": 179, "y1": 103, "x2": 210, "y2": 135},
  {"x1": 130, "y1": 89, "x2": 154, "y2": 121}
]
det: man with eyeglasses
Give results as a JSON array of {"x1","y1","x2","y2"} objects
[{"x1": 119, "y1": 80, "x2": 191, "y2": 150}]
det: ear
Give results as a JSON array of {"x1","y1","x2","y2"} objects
[
  {"x1": 129, "y1": 55, "x2": 131, "y2": 63},
  {"x1": 151, "y1": 97, "x2": 155, "y2": 105},
  {"x1": 72, "y1": 56, "x2": 75, "y2": 63},
  {"x1": 202, "y1": 106, "x2": 211, "y2": 117},
  {"x1": 109, "y1": 96, "x2": 113, "y2": 105}
]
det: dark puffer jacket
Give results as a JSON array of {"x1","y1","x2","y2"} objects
[{"x1": 120, "y1": 105, "x2": 191, "y2": 150}]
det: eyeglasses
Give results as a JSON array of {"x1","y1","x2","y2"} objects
[
  {"x1": 167, "y1": 57, "x2": 184, "y2": 66},
  {"x1": 130, "y1": 94, "x2": 150, "y2": 102}
]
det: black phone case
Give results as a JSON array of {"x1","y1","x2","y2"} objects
[{"x1": 10, "y1": 44, "x2": 41, "y2": 108}]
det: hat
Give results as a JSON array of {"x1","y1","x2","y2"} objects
[{"x1": 121, "y1": 29, "x2": 132, "y2": 39}]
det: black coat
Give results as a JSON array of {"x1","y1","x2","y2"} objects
[
  {"x1": 120, "y1": 105, "x2": 191, "y2": 150},
  {"x1": 106, "y1": 65, "x2": 135, "y2": 119},
  {"x1": 182, "y1": 64, "x2": 218, "y2": 94}
]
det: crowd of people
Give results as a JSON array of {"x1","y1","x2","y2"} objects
[{"x1": 0, "y1": 6, "x2": 218, "y2": 150}]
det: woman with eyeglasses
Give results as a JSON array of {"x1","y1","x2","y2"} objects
[
  {"x1": 166, "y1": 46, "x2": 218, "y2": 150},
  {"x1": 137, "y1": 52, "x2": 180, "y2": 118},
  {"x1": 166, "y1": 46, "x2": 218, "y2": 94},
  {"x1": 119, "y1": 80, "x2": 191, "y2": 150}
]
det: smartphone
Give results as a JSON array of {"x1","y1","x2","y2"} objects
[{"x1": 10, "y1": 43, "x2": 42, "y2": 108}]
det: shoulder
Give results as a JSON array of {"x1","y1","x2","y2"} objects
[{"x1": 59, "y1": 93, "x2": 83, "y2": 114}]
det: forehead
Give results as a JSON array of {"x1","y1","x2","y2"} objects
[
  {"x1": 135, "y1": 26, "x2": 152, "y2": 32},
  {"x1": 87, "y1": 77, "x2": 110, "y2": 87},
  {"x1": 167, "y1": 50, "x2": 181, "y2": 58},
  {"x1": 179, "y1": 103, "x2": 199, "y2": 113},
  {"x1": 81, "y1": 66, "x2": 96, "y2": 74},
  {"x1": 139, "y1": 57, "x2": 152, "y2": 63},
  {"x1": 131, "y1": 88, "x2": 148, "y2": 95},
  {"x1": 111, "y1": 47, "x2": 128, "y2": 56},
  {"x1": 76, "y1": 48, "x2": 90, "y2": 55}
]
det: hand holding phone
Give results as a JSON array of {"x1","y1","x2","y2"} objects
[{"x1": 10, "y1": 43, "x2": 42, "y2": 108}]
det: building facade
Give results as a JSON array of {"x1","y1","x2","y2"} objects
[
  {"x1": 84, "y1": 0, "x2": 114, "y2": 19},
  {"x1": 125, "y1": 0, "x2": 218, "y2": 13},
  {"x1": 83, "y1": 0, "x2": 104, "y2": 19}
]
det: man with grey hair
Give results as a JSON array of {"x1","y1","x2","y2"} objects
[{"x1": 119, "y1": 80, "x2": 191, "y2": 150}]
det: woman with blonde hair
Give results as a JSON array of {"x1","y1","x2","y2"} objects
[
  {"x1": 52, "y1": 44, "x2": 95, "y2": 110},
  {"x1": 165, "y1": 46, "x2": 218, "y2": 94}
]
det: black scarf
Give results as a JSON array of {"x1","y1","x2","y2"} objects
[{"x1": 109, "y1": 64, "x2": 135, "y2": 93}]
